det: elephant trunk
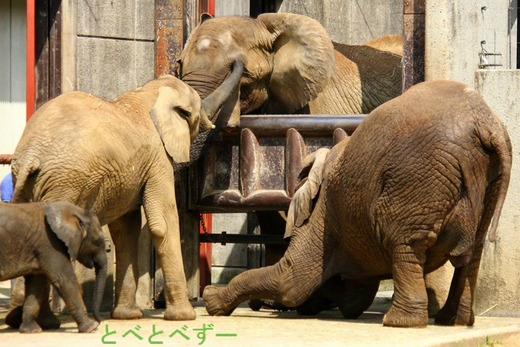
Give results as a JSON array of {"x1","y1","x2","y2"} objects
[
  {"x1": 92, "y1": 251, "x2": 108, "y2": 322},
  {"x1": 200, "y1": 60, "x2": 244, "y2": 123}
]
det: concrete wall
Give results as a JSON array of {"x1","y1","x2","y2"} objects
[
  {"x1": 426, "y1": 0, "x2": 520, "y2": 316},
  {"x1": 279, "y1": 0, "x2": 403, "y2": 44},
  {"x1": 61, "y1": 0, "x2": 157, "y2": 309},
  {"x1": 475, "y1": 70, "x2": 520, "y2": 316},
  {"x1": 0, "y1": 0, "x2": 27, "y2": 180},
  {"x1": 62, "y1": 0, "x2": 155, "y2": 99}
]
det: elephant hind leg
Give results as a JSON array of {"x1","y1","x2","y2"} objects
[
  {"x1": 109, "y1": 210, "x2": 143, "y2": 320},
  {"x1": 435, "y1": 203, "x2": 484, "y2": 326}
]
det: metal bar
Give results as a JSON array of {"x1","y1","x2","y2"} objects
[
  {"x1": 0, "y1": 155, "x2": 13, "y2": 165},
  {"x1": 402, "y1": 0, "x2": 425, "y2": 92},
  {"x1": 199, "y1": 232, "x2": 286, "y2": 245},
  {"x1": 155, "y1": 0, "x2": 184, "y2": 77},
  {"x1": 235, "y1": 115, "x2": 366, "y2": 136},
  {"x1": 240, "y1": 128, "x2": 260, "y2": 198},
  {"x1": 26, "y1": 0, "x2": 35, "y2": 120}
]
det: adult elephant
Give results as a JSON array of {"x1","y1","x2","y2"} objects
[
  {"x1": 178, "y1": 13, "x2": 402, "y2": 126},
  {"x1": 9, "y1": 66, "x2": 243, "y2": 321},
  {"x1": 202, "y1": 81, "x2": 512, "y2": 327}
]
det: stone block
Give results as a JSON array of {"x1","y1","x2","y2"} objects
[
  {"x1": 279, "y1": 0, "x2": 403, "y2": 45},
  {"x1": 77, "y1": 0, "x2": 154, "y2": 40},
  {"x1": 211, "y1": 213, "x2": 248, "y2": 268},
  {"x1": 76, "y1": 36, "x2": 154, "y2": 100}
]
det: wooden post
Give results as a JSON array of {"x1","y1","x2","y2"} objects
[{"x1": 402, "y1": 0, "x2": 425, "y2": 92}]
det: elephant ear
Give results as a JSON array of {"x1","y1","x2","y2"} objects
[
  {"x1": 257, "y1": 13, "x2": 335, "y2": 113},
  {"x1": 285, "y1": 148, "x2": 330, "y2": 238},
  {"x1": 150, "y1": 84, "x2": 202, "y2": 163},
  {"x1": 45, "y1": 202, "x2": 88, "y2": 261}
]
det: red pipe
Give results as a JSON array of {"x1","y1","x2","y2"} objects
[
  {"x1": 199, "y1": 0, "x2": 215, "y2": 296},
  {"x1": 26, "y1": 0, "x2": 35, "y2": 121}
]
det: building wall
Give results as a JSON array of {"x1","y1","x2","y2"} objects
[
  {"x1": 0, "y1": 0, "x2": 27, "y2": 180},
  {"x1": 61, "y1": 0, "x2": 157, "y2": 309},
  {"x1": 279, "y1": 0, "x2": 403, "y2": 44},
  {"x1": 426, "y1": 0, "x2": 520, "y2": 316}
]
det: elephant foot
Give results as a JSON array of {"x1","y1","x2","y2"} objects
[
  {"x1": 164, "y1": 302, "x2": 196, "y2": 321},
  {"x1": 434, "y1": 306, "x2": 474, "y2": 326},
  {"x1": 383, "y1": 304, "x2": 428, "y2": 328},
  {"x1": 19, "y1": 320, "x2": 42, "y2": 334},
  {"x1": 78, "y1": 318, "x2": 99, "y2": 333},
  {"x1": 5, "y1": 306, "x2": 23, "y2": 329},
  {"x1": 203, "y1": 286, "x2": 235, "y2": 316},
  {"x1": 111, "y1": 305, "x2": 143, "y2": 320}
]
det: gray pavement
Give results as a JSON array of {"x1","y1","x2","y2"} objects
[{"x1": 1, "y1": 283, "x2": 520, "y2": 347}]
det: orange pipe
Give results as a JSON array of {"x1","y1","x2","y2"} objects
[
  {"x1": 26, "y1": 0, "x2": 35, "y2": 121},
  {"x1": 199, "y1": 0, "x2": 215, "y2": 295}
]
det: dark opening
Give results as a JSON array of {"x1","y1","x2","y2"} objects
[
  {"x1": 250, "y1": 0, "x2": 281, "y2": 18},
  {"x1": 517, "y1": 6, "x2": 520, "y2": 68}
]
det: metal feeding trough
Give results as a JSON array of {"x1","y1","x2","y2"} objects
[{"x1": 189, "y1": 114, "x2": 366, "y2": 245}]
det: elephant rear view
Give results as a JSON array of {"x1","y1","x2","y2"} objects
[{"x1": 202, "y1": 80, "x2": 512, "y2": 328}]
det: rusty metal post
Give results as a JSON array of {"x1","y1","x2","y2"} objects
[
  {"x1": 155, "y1": 0, "x2": 184, "y2": 77},
  {"x1": 154, "y1": 0, "x2": 200, "y2": 301},
  {"x1": 402, "y1": 0, "x2": 425, "y2": 92}
]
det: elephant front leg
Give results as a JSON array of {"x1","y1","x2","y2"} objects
[
  {"x1": 109, "y1": 210, "x2": 143, "y2": 320},
  {"x1": 19, "y1": 275, "x2": 46, "y2": 333},
  {"x1": 383, "y1": 245, "x2": 429, "y2": 327}
]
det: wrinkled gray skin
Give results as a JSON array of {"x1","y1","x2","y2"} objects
[
  {"x1": 178, "y1": 13, "x2": 402, "y2": 126},
  {"x1": 202, "y1": 81, "x2": 512, "y2": 327},
  {"x1": 0, "y1": 201, "x2": 107, "y2": 333},
  {"x1": 9, "y1": 68, "x2": 242, "y2": 322}
]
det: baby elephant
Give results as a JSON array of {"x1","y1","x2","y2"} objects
[{"x1": 0, "y1": 201, "x2": 107, "y2": 333}]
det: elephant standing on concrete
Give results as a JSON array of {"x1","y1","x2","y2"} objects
[
  {"x1": 9, "y1": 66, "x2": 243, "y2": 321},
  {"x1": 202, "y1": 81, "x2": 512, "y2": 327},
  {"x1": 0, "y1": 201, "x2": 106, "y2": 333},
  {"x1": 177, "y1": 13, "x2": 402, "y2": 126}
]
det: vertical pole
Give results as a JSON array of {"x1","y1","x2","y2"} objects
[
  {"x1": 198, "y1": 0, "x2": 215, "y2": 296},
  {"x1": 26, "y1": 0, "x2": 35, "y2": 120},
  {"x1": 402, "y1": 0, "x2": 425, "y2": 92}
]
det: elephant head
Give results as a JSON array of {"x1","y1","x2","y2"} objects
[
  {"x1": 178, "y1": 13, "x2": 335, "y2": 126},
  {"x1": 45, "y1": 202, "x2": 107, "y2": 322},
  {"x1": 285, "y1": 137, "x2": 351, "y2": 238}
]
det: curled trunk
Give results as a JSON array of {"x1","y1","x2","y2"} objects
[{"x1": 200, "y1": 60, "x2": 244, "y2": 123}]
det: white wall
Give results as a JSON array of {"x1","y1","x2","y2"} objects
[
  {"x1": 426, "y1": 0, "x2": 520, "y2": 316},
  {"x1": 0, "y1": 0, "x2": 27, "y2": 181}
]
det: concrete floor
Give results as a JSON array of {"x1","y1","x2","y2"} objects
[{"x1": 1, "y1": 282, "x2": 520, "y2": 347}]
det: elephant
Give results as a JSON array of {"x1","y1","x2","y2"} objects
[
  {"x1": 178, "y1": 12, "x2": 402, "y2": 295},
  {"x1": 9, "y1": 66, "x2": 243, "y2": 321},
  {"x1": 178, "y1": 13, "x2": 402, "y2": 127},
  {"x1": 0, "y1": 201, "x2": 107, "y2": 333},
  {"x1": 201, "y1": 80, "x2": 512, "y2": 327}
]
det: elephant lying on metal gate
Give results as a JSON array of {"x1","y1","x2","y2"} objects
[{"x1": 202, "y1": 80, "x2": 512, "y2": 327}]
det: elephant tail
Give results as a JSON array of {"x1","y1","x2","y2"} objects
[
  {"x1": 10, "y1": 157, "x2": 39, "y2": 203},
  {"x1": 479, "y1": 117, "x2": 512, "y2": 243}
]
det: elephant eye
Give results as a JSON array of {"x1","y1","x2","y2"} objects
[{"x1": 177, "y1": 109, "x2": 191, "y2": 119}]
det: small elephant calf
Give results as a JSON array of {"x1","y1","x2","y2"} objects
[{"x1": 0, "y1": 201, "x2": 107, "y2": 333}]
